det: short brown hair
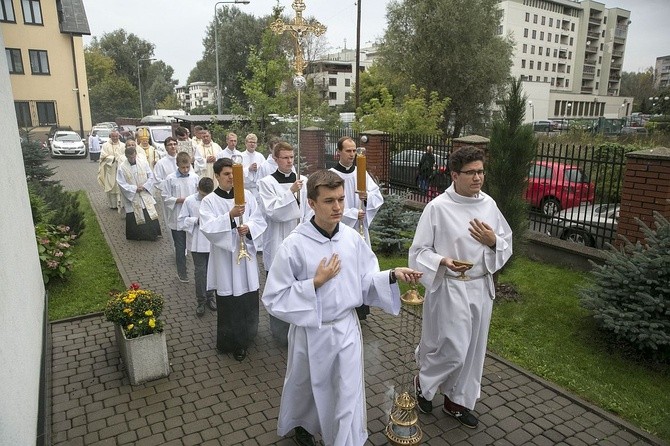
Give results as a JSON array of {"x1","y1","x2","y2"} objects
[
  {"x1": 213, "y1": 157, "x2": 233, "y2": 175},
  {"x1": 176, "y1": 152, "x2": 191, "y2": 165},
  {"x1": 198, "y1": 177, "x2": 214, "y2": 194},
  {"x1": 273, "y1": 141, "x2": 293, "y2": 157},
  {"x1": 450, "y1": 146, "x2": 485, "y2": 172},
  {"x1": 336, "y1": 136, "x2": 354, "y2": 151},
  {"x1": 307, "y1": 169, "x2": 344, "y2": 201}
]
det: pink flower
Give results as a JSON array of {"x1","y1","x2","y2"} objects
[{"x1": 54, "y1": 250, "x2": 64, "y2": 257}]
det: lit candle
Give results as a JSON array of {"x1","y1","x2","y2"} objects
[
  {"x1": 232, "y1": 155, "x2": 245, "y2": 205},
  {"x1": 356, "y1": 147, "x2": 366, "y2": 192}
]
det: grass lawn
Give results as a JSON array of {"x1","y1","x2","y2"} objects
[
  {"x1": 379, "y1": 254, "x2": 669, "y2": 442},
  {"x1": 47, "y1": 191, "x2": 125, "y2": 321}
]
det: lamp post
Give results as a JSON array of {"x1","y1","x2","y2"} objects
[
  {"x1": 214, "y1": 0, "x2": 251, "y2": 115},
  {"x1": 137, "y1": 58, "x2": 156, "y2": 118},
  {"x1": 528, "y1": 100, "x2": 535, "y2": 122}
]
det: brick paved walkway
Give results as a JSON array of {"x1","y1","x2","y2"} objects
[{"x1": 48, "y1": 158, "x2": 665, "y2": 445}]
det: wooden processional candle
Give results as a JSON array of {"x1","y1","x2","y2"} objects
[
  {"x1": 356, "y1": 152, "x2": 367, "y2": 192},
  {"x1": 232, "y1": 162, "x2": 245, "y2": 205}
]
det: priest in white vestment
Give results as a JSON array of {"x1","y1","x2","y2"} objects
[
  {"x1": 258, "y1": 141, "x2": 311, "y2": 345},
  {"x1": 97, "y1": 130, "x2": 125, "y2": 209},
  {"x1": 194, "y1": 129, "x2": 222, "y2": 181},
  {"x1": 116, "y1": 145, "x2": 161, "y2": 241},
  {"x1": 409, "y1": 146, "x2": 512, "y2": 429},
  {"x1": 262, "y1": 170, "x2": 421, "y2": 446},
  {"x1": 329, "y1": 136, "x2": 384, "y2": 321},
  {"x1": 199, "y1": 157, "x2": 267, "y2": 362},
  {"x1": 241, "y1": 133, "x2": 267, "y2": 202}
]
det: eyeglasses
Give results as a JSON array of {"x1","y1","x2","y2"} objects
[{"x1": 458, "y1": 170, "x2": 486, "y2": 177}]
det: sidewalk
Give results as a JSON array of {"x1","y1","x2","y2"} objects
[{"x1": 48, "y1": 158, "x2": 665, "y2": 445}]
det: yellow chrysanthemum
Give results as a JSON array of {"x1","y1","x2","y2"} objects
[
  {"x1": 144, "y1": 310, "x2": 153, "y2": 316},
  {"x1": 148, "y1": 318, "x2": 156, "y2": 328},
  {"x1": 127, "y1": 324, "x2": 134, "y2": 330},
  {"x1": 123, "y1": 308, "x2": 131, "y2": 314}
]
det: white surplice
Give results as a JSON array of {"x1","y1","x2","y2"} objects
[
  {"x1": 408, "y1": 184, "x2": 512, "y2": 409},
  {"x1": 330, "y1": 164, "x2": 384, "y2": 245},
  {"x1": 256, "y1": 153, "x2": 277, "y2": 180},
  {"x1": 194, "y1": 142, "x2": 222, "y2": 180},
  {"x1": 241, "y1": 150, "x2": 267, "y2": 199},
  {"x1": 199, "y1": 187, "x2": 266, "y2": 297},
  {"x1": 177, "y1": 193, "x2": 211, "y2": 253},
  {"x1": 160, "y1": 171, "x2": 199, "y2": 230},
  {"x1": 258, "y1": 171, "x2": 311, "y2": 271},
  {"x1": 262, "y1": 221, "x2": 401, "y2": 446}
]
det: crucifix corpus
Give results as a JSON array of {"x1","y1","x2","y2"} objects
[{"x1": 270, "y1": 0, "x2": 326, "y2": 177}]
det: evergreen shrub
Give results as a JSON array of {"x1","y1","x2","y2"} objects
[
  {"x1": 579, "y1": 212, "x2": 670, "y2": 360},
  {"x1": 370, "y1": 193, "x2": 420, "y2": 255}
]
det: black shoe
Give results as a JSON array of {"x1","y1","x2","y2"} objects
[
  {"x1": 294, "y1": 426, "x2": 315, "y2": 446},
  {"x1": 233, "y1": 348, "x2": 247, "y2": 361},
  {"x1": 443, "y1": 405, "x2": 479, "y2": 429},
  {"x1": 207, "y1": 298, "x2": 217, "y2": 311},
  {"x1": 196, "y1": 304, "x2": 206, "y2": 317},
  {"x1": 414, "y1": 375, "x2": 433, "y2": 414}
]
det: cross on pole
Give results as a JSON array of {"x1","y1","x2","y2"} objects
[{"x1": 270, "y1": 0, "x2": 326, "y2": 76}]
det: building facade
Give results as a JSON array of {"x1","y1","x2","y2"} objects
[
  {"x1": 305, "y1": 45, "x2": 378, "y2": 107},
  {"x1": 654, "y1": 55, "x2": 670, "y2": 90},
  {"x1": 497, "y1": 0, "x2": 632, "y2": 122},
  {"x1": 2, "y1": 0, "x2": 92, "y2": 140},
  {"x1": 175, "y1": 81, "x2": 216, "y2": 112}
]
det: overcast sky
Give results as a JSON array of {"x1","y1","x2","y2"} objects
[{"x1": 81, "y1": 0, "x2": 669, "y2": 86}]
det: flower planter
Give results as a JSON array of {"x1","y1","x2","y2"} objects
[{"x1": 114, "y1": 325, "x2": 170, "y2": 385}]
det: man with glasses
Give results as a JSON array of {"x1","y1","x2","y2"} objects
[{"x1": 409, "y1": 146, "x2": 512, "y2": 429}]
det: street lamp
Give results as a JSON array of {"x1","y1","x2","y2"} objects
[
  {"x1": 528, "y1": 100, "x2": 535, "y2": 121},
  {"x1": 137, "y1": 58, "x2": 156, "y2": 118},
  {"x1": 214, "y1": 0, "x2": 251, "y2": 115}
]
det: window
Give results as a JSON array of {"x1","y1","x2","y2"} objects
[
  {"x1": 329, "y1": 78, "x2": 337, "y2": 86},
  {"x1": 544, "y1": 76, "x2": 548, "y2": 82},
  {"x1": 540, "y1": 32, "x2": 544, "y2": 40},
  {"x1": 555, "y1": 35, "x2": 559, "y2": 43},
  {"x1": 15, "y1": 101, "x2": 31, "y2": 127},
  {"x1": 545, "y1": 62, "x2": 550, "y2": 71},
  {"x1": 344, "y1": 78, "x2": 350, "y2": 87},
  {"x1": 552, "y1": 63, "x2": 556, "y2": 71},
  {"x1": 536, "y1": 76, "x2": 540, "y2": 81},
  {"x1": 541, "y1": 16, "x2": 546, "y2": 25},
  {"x1": 525, "y1": 12, "x2": 530, "y2": 22},
  {"x1": 549, "y1": 18, "x2": 553, "y2": 27},
  {"x1": 571, "y1": 23, "x2": 575, "y2": 31},
  {"x1": 529, "y1": 60, "x2": 534, "y2": 69},
  {"x1": 6, "y1": 48, "x2": 23, "y2": 74},
  {"x1": 553, "y1": 49, "x2": 558, "y2": 57},
  {"x1": 551, "y1": 78, "x2": 555, "y2": 86},
  {"x1": 533, "y1": 14, "x2": 538, "y2": 24},
  {"x1": 329, "y1": 92, "x2": 337, "y2": 100},
  {"x1": 530, "y1": 45, "x2": 535, "y2": 55},
  {"x1": 522, "y1": 44, "x2": 527, "y2": 53},
  {"x1": 1, "y1": 0, "x2": 16, "y2": 21},
  {"x1": 523, "y1": 28, "x2": 528, "y2": 38},
  {"x1": 548, "y1": 32, "x2": 552, "y2": 42},
  {"x1": 566, "y1": 79, "x2": 569, "y2": 88},
  {"x1": 36, "y1": 101, "x2": 56, "y2": 125},
  {"x1": 29, "y1": 49, "x2": 49, "y2": 74},
  {"x1": 567, "y1": 65, "x2": 571, "y2": 73},
  {"x1": 569, "y1": 37, "x2": 573, "y2": 46},
  {"x1": 539, "y1": 46, "x2": 543, "y2": 54},
  {"x1": 532, "y1": 30, "x2": 537, "y2": 39},
  {"x1": 521, "y1": 59, "x2": 526, "y2": 68},
  {"x1": 21, "y1": 0, "x2": 42, "y2": 24}
]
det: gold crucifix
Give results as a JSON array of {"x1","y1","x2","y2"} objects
[{"x1": 270, "y1": 0, "x2": 326, "y2": 76}]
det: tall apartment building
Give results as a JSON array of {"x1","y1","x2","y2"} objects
[
  {"x1": 306, "y1": 45, "x2": 379, "y2": 107},
  {"x1": 2, "y1": 0, "x2": 92, "y2": 139},
  {"x1": 175, "y1": 81, "x2": 216, "y2": 112},
  {"x1": 654, "y1": 55, "x2": 670, "y2": 89},
  {"x1": 497, "y1": 0, "x2": 632, "y2": 122}
]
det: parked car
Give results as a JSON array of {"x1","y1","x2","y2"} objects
[
  {"x1": 533, "y1": 120, "x2": 553, "y2": 132},
  {"x1": 94, "y1": 121, "x2": 117, "y2": 129},
  {"x1": 549, "y1": 203, "x2": 619, "y2": 248},
  {"x1": 620, "y1": 126, "x2": 648, "y2": 136},
  {"x1": 525, "y1": 161, "x2": 595, "y2": 216},
  {"x1": 92, "y1": 127, "x2": 111, "y2": 145},
  {"x1": 136, "y1": 125, "x2": 173, "y2": 158},
  {"x1": 389, "y1": 149, "x2": 448, "y2": 188},
  {"x1": 50, "y1": 131, "x2": 86, "y2": 158}
]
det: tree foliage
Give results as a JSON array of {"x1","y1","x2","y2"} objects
[
  {"x1": 620, "y1": 68, "x2": 656, "y2": 113},
  {"x1": 379, "y1": 0, "x2": 513, "y2": 137},
  {"x1": 580, "y1": 213, "x2": 670, "y2": 360},
  {"x1": 355, "y1": 85, "x2": 449, "y2": 135},
  {"x1": 89, "y1": 76, "x2": 140, "y2": 122},
  {"x1": 484, "y1": 77, "x2": 536, "y2": 257}
]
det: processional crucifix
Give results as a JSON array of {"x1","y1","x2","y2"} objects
[{"x1": 270, "y1": 0, "x2": 326, "y2": 177}]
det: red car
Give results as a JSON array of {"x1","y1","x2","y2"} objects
[{"x1": 525, "y1": 161, "x2": 595, "y2": 216}]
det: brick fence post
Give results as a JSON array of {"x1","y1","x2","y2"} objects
[
  {"x1": 359, "y1": 130, "x2": 390, "y2": 189},
  {"x1": 615, "y1": 147, "x2": 670, "y2": 247},
  {"x1": 452, "y1": 135, "x2": 490, "y2": 156},
  {"x1": 300, "y1": 127, "x2": 326, "y2": 175}
]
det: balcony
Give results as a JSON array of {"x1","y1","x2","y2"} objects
[
  {"x1": 610, "y1": 62, "x2": 622, "y2": 70},
  {"x1": 612, "y1": 50, "x2": 624, "y2": 58},
  {"x1": 584, "y1": 59, "x2": 597, "y2": 67},
  {"x1": 588, "y1": 16, "x2": 601, "y2": 25},
  {"x1": 581, "y1": 86, "x2": 593, "y2": 94},
  {"x1": 585, "y1": 45, "x2": 598, "y2": 53}
]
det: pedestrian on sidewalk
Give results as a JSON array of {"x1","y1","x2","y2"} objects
[
  {"x1": 262, "y1": 169, "x2": 421, "y2": 446},
  {"x1": 178, "y1": 177, "x2": 217, "y2": 317},
  {"x1": 409, "y1": 146, "x2": 513, "y2": 429},
  {"x1": 88, "y1": 130, "x2": 101, "y2": 162}
]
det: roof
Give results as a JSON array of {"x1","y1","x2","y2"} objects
[
  {"x1": 173, "y1": 115, "x2": 251, "y2": 124},
  {"x1": 58, "y1": 0, "x2": 91, "y2": 35}
]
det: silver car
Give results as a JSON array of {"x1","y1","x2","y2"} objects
[{"x1": 549, "y1": 203, "x2": 619, "y2": 248}]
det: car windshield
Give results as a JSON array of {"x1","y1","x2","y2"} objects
[
  {"x1": 57, "y1": 134, "x2": 81, "y2": 142},
  {"x1": 564, "y1": 168, "x2": 590, "y2": 183},
  {"x1": 150, "y1": 128, "x2": 173, "y2": 142},
  {"x1": 96, "y1": 129, "x2": 111, "y2": 137}
]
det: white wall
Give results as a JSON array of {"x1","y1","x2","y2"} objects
[{"x1": 0, "y1": 34, "x2": 46, "y2": 444}]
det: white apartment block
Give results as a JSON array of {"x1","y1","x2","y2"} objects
[
  {"x1": 654, "y1": 55, "x2": 670, "y2": 90},
  {"x1": 175, "y1": 81, "x2": 216, "y2": 111},
  {"x1": 498, "y1": 0, "x2": 633, "y2": 122},
  {"x1": 306, "y1": 45, "x2": 379, "y2": 107}
]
